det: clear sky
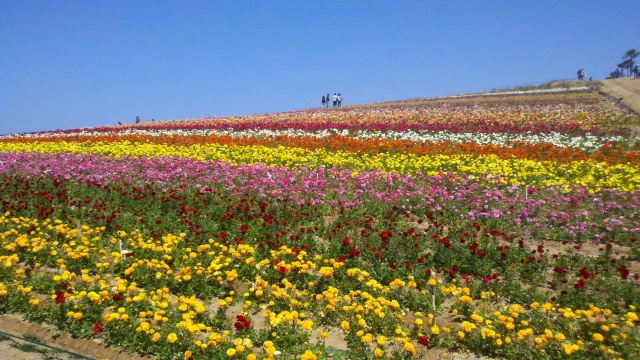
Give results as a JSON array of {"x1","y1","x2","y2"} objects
[{"x1": 1, "y1": 1, "x2": 639, "y2": 135}]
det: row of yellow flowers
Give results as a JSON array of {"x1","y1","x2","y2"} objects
[
  {"x1": 1, "y1": 140, "x2": 639, "y2": 191},
  {"x1": 1, "y1": 213, "x2": 639, "y2": 359}
]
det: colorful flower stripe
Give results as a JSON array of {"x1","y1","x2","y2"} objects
[
  {"x1": 10, "y1": 101, "x2": 635, "y2": 138},
  {"x1": 439, "y1": 86, "x2": 591, "y2": 98},
  {"x1": 3, "y1": 130, "x2": 637, "y2": 161},
  {"x1": 3, "y1": 128, "x2": 630, "y2": 152},
  {"x1": 2, "y1": 151, "x2": 639, "y2": 242},
  {"x1": 2, "y1": 140, "x2": 639, "y2": 191}
]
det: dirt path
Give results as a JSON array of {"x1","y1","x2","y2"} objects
[
  {"x1": 600, "y1": 77, "x2": 640, "y2": 113},
  {"x1": 0, "y1": 314, "x2": 149, "y2": 360}
]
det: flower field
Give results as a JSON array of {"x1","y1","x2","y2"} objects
[{"x1": 1, "y1": 91, "x2": 640, "y2": 359}]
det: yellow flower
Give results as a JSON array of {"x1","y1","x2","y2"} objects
[
  {"x1": 340, "y1": 321, "x2": 350, "y2": 332},
  {"x1": 167, "y1": 333, "x2": 178, "y2": 344},
  {"x1": 554, "y1": 333, "x2": 566, "y2": 342},
  {"x1": 300, "y1": 350, "x2": 317, "y2": 360},
  {"x1": 151, "y1": 333, "x2": 161, "y2": 342},
  {"x1": 403, "y1": 341, "x2": 416, "y2": 356},
  {"x1": 428, "y1": 278, "x2": 437, "y2": 286},
  {"x1": 461, "y1": 321, "x2": 476, "y2": 333},
  {"x1": 530, "y1": 302, "x2": 540, "y2": 309},
  {"x1": 431, "y1": 325, "x2": 440, "y2": 335},
  {"x1": 458, "y1": 295, "x2": 473, "y2": 304},
  {"x1": 592, "y1": 333, "x2": 604, "y2": 342},
  {"x1": 227, "y1": 348, "x2": 236, "y2": 357}
]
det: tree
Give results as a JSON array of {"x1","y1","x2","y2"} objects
[
  {"x1": 618, "y1": 61, "x2": 632, "y2": 76},
  {"x1": 620, "y1": 49, "x2": 639, "y2": 76}
]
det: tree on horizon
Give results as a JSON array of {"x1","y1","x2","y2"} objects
[{"x1": 619, "y1": 49, "x2": 639, "y2": 77}]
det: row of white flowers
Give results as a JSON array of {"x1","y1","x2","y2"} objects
[{"x1": 4, "y1": 128, "x2": 630, "y2": 152}]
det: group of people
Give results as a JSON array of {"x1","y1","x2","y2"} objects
[
  {"x1": 321, "y1": 93, "x2": 342, "y2": 108},
  {"x1": 118, "y1": 116, "x2": 154, "y2": 125},
  {"x1": 577, "y1": 68, "x2": 586, "y2": 80}
]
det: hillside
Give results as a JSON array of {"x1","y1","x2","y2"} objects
[
  {"x1": 600, "y1": 78, "x2": 640, "y2": 114},
  {"x1": 0, "y1": 88, "x2": 639, "y2": 360}
]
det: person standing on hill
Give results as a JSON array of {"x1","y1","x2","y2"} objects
[
  {"x1": 634, "y1": 64, "x2": 639, "y2": 79},
  {"x1": 322, "y1": 95, "x2": 326, "y2": 108},
  {"x1": 135, "y1": 116, "x2": 140, "y2": 124},
  {"x1": 333, "y1": 93, "x2": 337, "y2": 107},
  {"x1": 337, "y1": 93, "x2": 342, "y2": 107}
]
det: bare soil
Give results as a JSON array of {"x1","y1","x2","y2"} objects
[
  {"x1": 0, "y1": 314, "x2": 150, "y2": 360},
  {"x1": 600, "y1": 77, "x2": 640, "y2": 114}
]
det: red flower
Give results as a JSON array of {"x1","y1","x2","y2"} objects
[
  {"x1": 234, "y1": 315, "x2": 251, "y2": 331},
  {"x1": 279, "y1": 266, "x2": 287, "y2": 274},
  {"x1": 418, "y1": 335, "x2": 429, "y2": 346},
  {"x1": 54, "y1": 290, "x2": 65, "y2": 304},
  {"x1": 342, "y1": 236, "x2": 350, "y2": 245},
  {"x1": 92, "y1": 321, "x2": 103, "y2": 335},
  {"x1": 618, "y1": 265, "x2": 629, "y2": 279}
]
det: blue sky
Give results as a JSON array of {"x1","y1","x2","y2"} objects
[{"x1": 1, "y1": 1, "x2": 639, "y2": 134}]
